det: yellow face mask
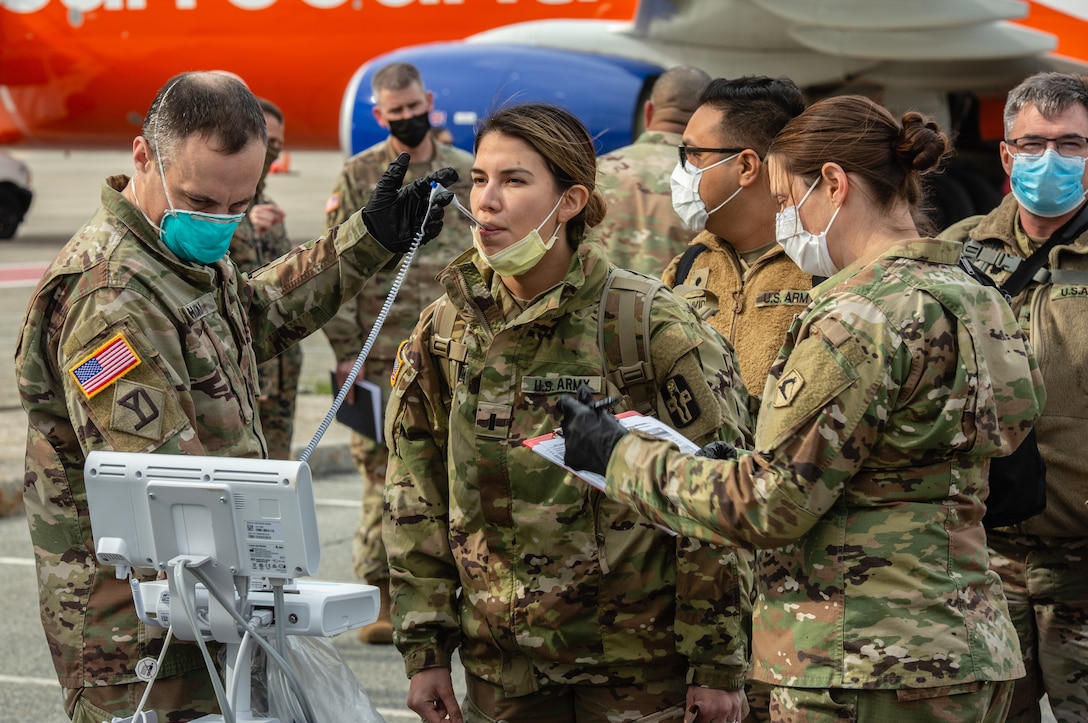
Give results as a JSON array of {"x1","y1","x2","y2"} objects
[{"x1": 472, "y1": 195, "x2": 564, "y2": 277}]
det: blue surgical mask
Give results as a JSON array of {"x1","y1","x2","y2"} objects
[
  {"x1": 1010, "y1": 149, "x2": 1088, "y2": 218},
  {"x1": 154, "y1": 152, "x2": 243, "y2": 264}
]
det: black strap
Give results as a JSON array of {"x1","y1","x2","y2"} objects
[
  {"x1": 1001, "y1": 201, "x2": 1088, "y2": 297},
  {"x1": 959, "y1": 254, "x2": 993, "y2": 287},
  {"x1": 673, "y1": 243, "x2": 707, "y2": 285}
]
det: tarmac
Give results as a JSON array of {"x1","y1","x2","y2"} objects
[
  {"x1": 0, "y1": 148, "x2": 360, "y2": 519},
  {"x1": 0, "y1": 396, "x2": 358, "y2": 519}
]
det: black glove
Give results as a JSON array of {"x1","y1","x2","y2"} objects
[
  {"x1": 695, "y1": 440, "x2": 737, "y2": 460},
  {"x1": 362, "y1": 153, "x2": 457, "y2": 253},
  {"x1": 555, "y1": 384, "x2": 627, "y2": 476}
]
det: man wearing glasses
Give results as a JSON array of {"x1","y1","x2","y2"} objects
[
  {"x1": 661, "y1": 76, "x2": 812, "y2": 399},
  {"x1": 941, "y1": 71, "x2": 1088, "y2": 723}
]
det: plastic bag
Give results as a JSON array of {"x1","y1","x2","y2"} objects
[{"x1": 251, "y1": 636, "x2": 385, "y2": 723}]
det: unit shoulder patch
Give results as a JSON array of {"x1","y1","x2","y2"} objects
[
  {"x1": 661, "y1": 373, "x2": 701, "y2": 429},
  {"x1": 773, "y1": 369, "x2": 805, "y2": 408},
  {"x1": 756, "y1": 334, "x2": 859, "y2": 451},
  {"x1": 111, "y1": 379, "x2": 166, "y2": 440}
]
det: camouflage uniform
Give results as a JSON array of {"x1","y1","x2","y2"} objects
[
  {"x1": 383, "y1": 239, "x2": 754, "y2": 717},
  {"x1": 595, "y1": 130, "x2": 698, "y2": 277},
  {"x1": 15, "y1": 175, "x2": 396, "y2": 722},
  {"x1": 662, "y1": 233, "x2": 813, "y2": 722},
  {"x1": 323, "y1": 138, "x2": 473, "y2": 584},
  {"x1": 604, "y1": 239, "x2": 1044, "y2": 720},
  {"x1": 663, "y1": 232, "x2": 813, "y2": 400},
  {"x1": 228, "y1": 189, "x2": 302, "y2": 460},
  {"x1": 942, "y1": 194, "x2": 1088, "y2": 722}
]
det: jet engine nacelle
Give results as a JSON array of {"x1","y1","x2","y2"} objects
[{"x1": 340, "y1": 43, "x2": 664, "y2": 157}]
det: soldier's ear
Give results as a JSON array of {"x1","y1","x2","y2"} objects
[
  {"x1": 736, "y1": 149, "x2": 762, "y2": 188},
  {"x1": 559, "y1": 185, "x2": 589, "y2": 223},
  {"x1": 132, "y1": 136, "x2": 155, "y2": 177}
]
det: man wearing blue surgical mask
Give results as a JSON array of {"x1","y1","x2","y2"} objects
[
  {"x1": 15, "y1": 71, "x2": 455, "y2": 723},
  {"x1": 941, "y1": 71, "x2": 1088, "y2": 723}
]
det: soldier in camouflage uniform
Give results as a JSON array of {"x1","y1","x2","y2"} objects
[
  {"x1": 385, "y1": 103, "x2": 755, "y2": 723},
  {"x1": 662, "y1": 77, "x2": 812, "y2": 399},
  {"x1": 14, "y1": 72, "x2": 454, "y2": 723},
  {"x1": 560, "y1": 96, "x2": 1045, "y2": 723},
  {"x1": 322, "y1": 61, "x2": 473, "y2": 645},
  {"x1": 940, "y1": 72, "x2": 1088, "y2": 723},
  {"x1": 595, "y1": 66, "x2": 709, "y2": 276},
  {"x1": 228, "y1": 97, "x2": 301, "y2": 460}
]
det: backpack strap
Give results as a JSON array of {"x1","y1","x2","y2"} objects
[
  {"x1": 428, "y1": 269, "x2": 664, "y2": 417},
  {"x1": 429, "y1": 297, "x2": 468, "y2": 396},
  {"x1": 673, "y1": 243, "x2": 707, "y2": 286},
  {"x1": 961, "y1": 202, "x2": 1088, "y2": 296},
  {"x1": 598, "y1": 269, "x2": 663, "y2": 416}
]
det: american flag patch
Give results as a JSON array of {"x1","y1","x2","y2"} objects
[
  {"x1": 325, "y1": 192, "x2": 340, "y2": 214},
  {"x1": 390, "y1": 339, "x2": 409, "y2": 387},
  {"x1": 70, "y1": 333, "x2": 141, "y2": 398}
]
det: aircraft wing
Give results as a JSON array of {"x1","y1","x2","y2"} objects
[{"x1": 469, "y1": 0, "x2": 1088, "y2": 92}]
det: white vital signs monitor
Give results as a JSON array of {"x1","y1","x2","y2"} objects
[{"x1": 85, "y1": 450, "x2": 321, "y2": 579}]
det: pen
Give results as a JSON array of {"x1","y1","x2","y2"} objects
[
  {"x1": 590, "y1": 395, "x2": 619, "y2": 412},
  {"x1": 552, "y1": 395, "x2": 620, "y2": 437}
]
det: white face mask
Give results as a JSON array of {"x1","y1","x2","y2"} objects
[
  {"x1": 669, "y1": 154, "x2": 741, "y2": 231},
  {"x1": 775, "y1": 177, "x2": 841, "y2": 277},
  {"x1": 472, "y1": 195, "x2": 564, "y2": 277}
]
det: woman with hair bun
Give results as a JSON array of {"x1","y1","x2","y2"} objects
[
  {"x1": 557, "y1": 95, "x2": 1046, "y2": 722},
  {"x1": 384, "y1": 102, "x2": 756, "y2": 723}
]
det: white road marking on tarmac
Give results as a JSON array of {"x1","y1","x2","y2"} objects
[
  {"x1": 0, "y1": 673, "x2": 417, "y2": 722},
  {"x1": 315, "y1": 498, "x2": 361, "y2": 508},
  {"x1": 0, "y1": 556, "x2": 33, "y2": 565},
  {"x1": 0, "y1": 673, "x2": 58, "y2": 687},
  {"x1": 0, "y1": 673, "x2": 417, "y2": 721}
]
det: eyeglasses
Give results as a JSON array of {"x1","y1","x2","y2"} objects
[
  {"x1": 678, "y1": 145, "x2": 746, "y2": 168},
  {"x1": 1004, "y1": 135, "x2": 1088, "y2": 157}
]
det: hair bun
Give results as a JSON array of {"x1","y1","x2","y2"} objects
[
  {"x1": 896, "y1": 111, "x2": 949, "y2": 173},
  {"x1": 584, "y1": 190, "x2": 607, "y2": 229}
]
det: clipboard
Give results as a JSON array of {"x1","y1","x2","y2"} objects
[{"x1": 524, "y1": 411, "x2": 699, "y2": 535}]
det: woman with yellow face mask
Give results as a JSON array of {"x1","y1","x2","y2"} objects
[{"x1": 382, "y1": 103, "x2": 757, "y2": 723}]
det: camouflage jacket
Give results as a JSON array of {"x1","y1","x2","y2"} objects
[
  {"x1": 606, "y1": 238, "x2": 1044, "y2": 690},
  {"x1": 942, "y1": 194, "x2": 1088, "y2": 538},
  {"x1": 595, "y1": 131, "x2": 698, "y2": 277},
  {"x1": 228, "y1": 190, "x2": 301, "y2": 399},
  {"x1": 323, "y1": 137, "x2": 474, "y2": 367},
  {"x1": 663, "y1": 232, "x2": 813, "y2": 400},
  {"x1": 384, "y1": 240, "x2": 754, "y2": 696},
  {"x1": 15, "y1": 175, "x2": 395, "y2": 689}
]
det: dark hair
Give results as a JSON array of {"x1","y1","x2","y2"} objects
[
  {"x1": 142, "y1": 73, "x2": 266, "y2": 167},
  {"x1": 767, "y1": 95, "x2": 950, "y2": 211},
  {"x1": 1004, "y1": 72, "x2": 1088, "y2": 137},
  {"x1": 699, "y1": 76, "x2": 806, "y2": 156},
  {"x1": 474, "y1": 103, "x2": 605, "y2": 247},
  {"x1": 257, "y1": 97, "x2": 284, "y2": 125}
]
